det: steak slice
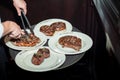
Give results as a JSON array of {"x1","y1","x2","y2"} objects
[
  {"x1": 39, "y1": 22, "x2": 66, "y2": 36},
  {"x1": 40, "y1": 25, "x2": 55, "y2": 36},
  {"x1": 58, "y1": 35, "x2": 82, "y2": 51},
  {"x1": 50, "y1": 22, "x2": 66, "y2": 31},
  {"x1": 37, "y1": 48, "x2": 50, "y2": 58},
  {"x1": 31, "y1": 53, "x2": 44, "y2": 65},
  {"x1": 11, "y1": 34, "x2": 40, "y2": 47},
  {"x1": 31, "y1": 48, "x2": 50, "y2": 65}
]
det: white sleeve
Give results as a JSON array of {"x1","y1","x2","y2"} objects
[{"x1": 0, "y1": 19, "x2": 4, "y2": 38}]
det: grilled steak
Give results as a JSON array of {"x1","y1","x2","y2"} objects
[
  {"x1": 31, "y1": 53, "x2": 44, "y2": 65},
  {"x1": 31, "y1": 48, "x2": 50, "y2": 65},
  {"x1": 40, "y1": 25, "x2": 55, "y2": 36},
  {"x1": 58, "y1": 35, "x2": 82, "y2": 51},
  {"x1": 11, "y1": 34, "x2": 40, "y2": 47},
  {"x1": 39, "y1": 22, "x2": 66, "y2": 36},
  {"x1": 37, "y1": 48, "x2": 50, "y2": 58},
  {"x1": 50, "y1": 22, "x2": 66, "y2": 31}
]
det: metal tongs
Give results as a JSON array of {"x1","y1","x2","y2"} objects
[{"x1": 20, "y1": 9, "x2": 34, "y2": 37}]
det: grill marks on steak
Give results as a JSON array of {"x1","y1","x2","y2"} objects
[
  {"x1": 31, "y1": 48, "x2": 50, "y2": 65},
  {"x1": 50, "y1": 22, "x2": 66, "y2": 31},
  {"x1": 40, "y1": 25, "x2": 55, "y2": 36},
  {"x1": 37, "y1": 48, "x2": 50, "y2": 58},
  {"x1": 31, "y1": 53, "x2": 44, "y2": 65},
  {"x1": 40, "y1": 22, "x2": 66, "y2": 36},
  {"x1": 58, "y1": 36, "x2": 82, "y2": 51},
  {"x1": 10, "y1": 34, "x2": 40, "y2": 47}
]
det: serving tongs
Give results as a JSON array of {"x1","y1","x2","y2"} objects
[
  {"x1": 20, "y1": 9, "x2": 34, "y2": 39},
  {"x1": 4, "y1": 10, "x2": 34, "y2": 42}
]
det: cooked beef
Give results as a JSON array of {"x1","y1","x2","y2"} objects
[
  {"x1": 40, "y1": 25, "x2": 55, "y2": 36},
  {"x1": 11, "y1": 34, "x2": 40, "y2": 47},
  {"x1": 31, "y1": 48, "x2": 50, "y2": 65},
  {"x1": 50, "y1": 22, "x2": 66, "y2": 31},
  {"x1": 31, "y1": 53, "x2": 44, "y2": 65},
  {"x1": 58, "y1": 35, "x2": 82, "y2": 51},
  {"x1": 39, "y1": 22, "x2": 66, "y2": 36},
  {"x1": 37, "y1": 48, "x2": 50, "y2": 58}
]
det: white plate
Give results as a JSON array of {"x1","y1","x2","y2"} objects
[
  {"x1": 33, "y1": 18, "x2": 73, "y2": 39},
  {"x1": 48, "y1": 31, "x2": 93, "y2": 55},
  {"x1": 5, "y1": 30, "x2": 47, "y2": 50},
  {"x1": 15, "y1": 46, "x2": 66, "y2": 72}
]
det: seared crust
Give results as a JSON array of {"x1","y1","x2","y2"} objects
[
  {"x1": 58, "y1": 36, "x2": 82, "y2": 51},
  {"x1": 40, "y1": 25, "x2": 55, "y2": 36},
  {"x1": 31, "y1": 48, "x2": 50, "y2": 65},
  {"x1": 11, "y1": 34, "x2": 40, "y2": 47},
  {"x1": 31, "y1": 53, "x2": 44, "y2": 65},
  {"x1": 39, "y1": 22, "x2": 66, "y2": 36},
  {"x1": 37, "y1": 48, "x2": 50, "y2": 58},
  {"x1": 50, "y1": 22, "x2": 66, "y2": 31}
]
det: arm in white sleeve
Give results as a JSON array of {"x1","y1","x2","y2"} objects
[{"x1": 0, "y1": 19, "x2": 4, "y2": 38}]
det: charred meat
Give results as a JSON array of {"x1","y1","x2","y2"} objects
[{"x1": 58, "y1": 35, "x2": 82, "y2": 51}]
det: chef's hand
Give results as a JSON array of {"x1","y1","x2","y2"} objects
[
  {"x1": 2, "y1": 21, "x2": 24, "y2": 38},
  {"x1": 13, "y1": 0, "x2": 27, "y2": 16}
]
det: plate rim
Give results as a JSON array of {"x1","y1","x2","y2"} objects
[
  {"x1": 48, "y1": 31, "x2": 93, "y2": 55},
  {"x1": 15, "y1": 46, "x2": 66, "y2": 72}
]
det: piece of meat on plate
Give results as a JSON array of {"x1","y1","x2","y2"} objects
[
  {"x1": 50, "y1": 22, "x2": 66, "y2": 31},
  {"x1": 40, "y1": 25, "x2": 55, "y2": 36},
  {"x1": 58, "y1": 35, "x2": 82, "y2": 51},
  {"x1": 31, "y1": 48, "x2": 50, "y2": 65},
  {"x1": 11, "y1": 33, "x2": 40, "y2": 47},
  {"x1": 37, "y1": 48, "x2": 50, "y2": 58},
  {"x1": 31, "y1": 53, "x2": 44, "y2": 65}
]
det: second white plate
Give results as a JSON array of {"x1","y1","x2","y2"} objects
[
  {"x1": 48, "y1": 31, "x2": 93, "y2": 55},
  {"x1": 15, "y1": 46, "x2": 66, "y2": 72}
]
